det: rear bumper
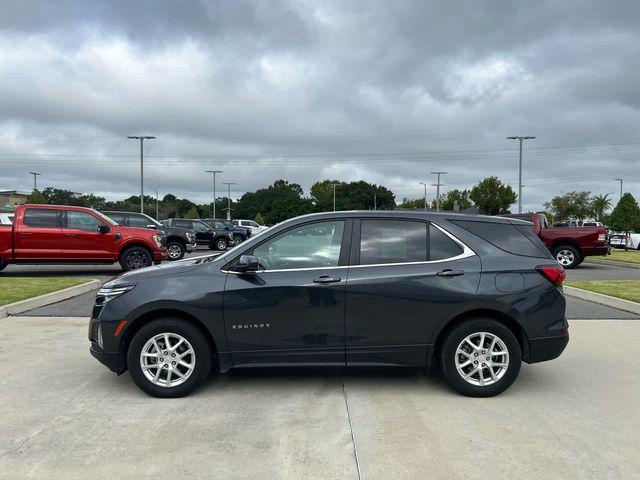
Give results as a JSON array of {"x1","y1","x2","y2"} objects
[
  {"x1": 585, "y1": 245, "x2": 610, "y2": 257},
  {"x1": 526, "y1": 332, "x2": 569, "y2": 364}
]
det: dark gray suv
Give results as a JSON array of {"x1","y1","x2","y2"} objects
[{"x1": 89, "y1": 211, "x2": 569, "y2": 398}]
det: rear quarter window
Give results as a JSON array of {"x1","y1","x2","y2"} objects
[{"x1": 451, "y1": 220, "x2": 550, "y2": 258}]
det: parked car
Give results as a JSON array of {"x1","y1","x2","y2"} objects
[
  {"x1": 609, "y1": 232, "x2": 640, "y2": 249},
  {"x1": 0, "y1": 205, "x2": 167, "y2": 272},
  {"x1": 232, "y1": 219, "x2": 268, "y2": 236},
  {"x1": 504, "y1": 213, "x2": 609, "y2": 268},
  {"x1": 163, "y1": 218, "x2": 233, "y2": 251},
  {"x1": 0, "y1": 213, "x2": 13, "y2": 225},
  {"x1": 89, "y1": 211, "x2": 568, "y2": 398},
  {"x1": 201, "y1": 218, "x2": 250, "y2": 245},
  {"x1": 102, "y1": 211, "x2": 197, "y2": 261},
  {"x1": 582, "y1": 221, "x2": 605, "y2": 228}
]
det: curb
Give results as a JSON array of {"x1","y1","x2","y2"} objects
[
  {"x1": 0, "y1": 279, "x2": 102, "y2": 319},
  {"x1": 564, "y1": 285, "x2": 640, "y2": 315},
  {"x1": 585, "y1": 259, "x2": 640, "y2": 269}
]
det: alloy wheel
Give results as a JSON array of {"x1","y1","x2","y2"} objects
[
  {"x1": 556, "y1": 249, "x2": 575, "y2": 266},
  {"x1": 167, "y1": 244, "x2": 183, "y2": 260},
  {"x1": 126, "y1": 251, "x2": 150, "y2": 269},
  {"x1": 140, "y1": 333, "x2": 196, "y2": 388},
  {"x1": 455, "y1": 332, "x2": 509, "y2": 386}
]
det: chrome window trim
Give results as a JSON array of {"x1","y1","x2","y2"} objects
[{"x1": 223, "y1": 222, "x2": 475, "y2": 274}]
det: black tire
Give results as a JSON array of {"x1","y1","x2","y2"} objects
[
  {"x1": 552, "y1": 245, "x2": 581, "y2": 269},
  {"x1": 233, "y1": 234, "x2": 245, "y2": 245},
  {"x1": 127, "y1": 318, "x2": 212, "y2": 398},
  {"x1": 214, "y1": 237, "x2": 228, "y2": 251},
  {"x1": 439, "y1": 318, "x2": 521, "y2": 397},
  {"x1": 0, "y1": 260, "x2": 6, "y2": 272},
  {"x1": 119, "y1": 246, "x2": 153, "y2": 271},
  {"x1": 166, "y1": 241, "x2": 186, "y2": 261}
]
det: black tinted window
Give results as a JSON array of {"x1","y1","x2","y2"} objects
[
  {"x1": 360, "y1": 220, "x2": 427, "y2": 265},
  {"x1": 173, "y1": 220, "x2": 191, "y2": 229},
  {"x1": 24, "y1": 209, "x2": 59, "y2": 228},
  {"x1": 104, "y1": 213, "x2": 125, "y2": 224},
  {"x1": 430, "y1": 224, "x2": 463, "y2": 260},
  {"x1": 128, "y1": 215, "x2": 151, "y2": 228},
  {"x1": 451, "y1": 220, "x2": 549, "y2": 258}
]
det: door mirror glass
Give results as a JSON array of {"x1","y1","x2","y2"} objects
[
  {"x1": 231, "y1": 254, "x2": 260, "y2": 273},
  {"x1": 97, "y1": 224, "x2": 110, "y2": 234}
]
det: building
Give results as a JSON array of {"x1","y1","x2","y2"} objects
[{"x1": 0, "y1": 190, "x2": 30, "y2": 213}]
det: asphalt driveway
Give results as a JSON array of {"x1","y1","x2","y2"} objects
[{"x1": 1, "y1": 317, "x2": 638, "y2": 479}]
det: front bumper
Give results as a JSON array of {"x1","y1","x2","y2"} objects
[
  {"x1": 88, "y1": 317, "x2": 124, "y2": 373},
  {"x1": 526, "y1": 332, "x2": 569, "y2": 363},
  {"x1": 153, "y1": 248, "x2": 168, "y2": 262},
  {"x1": 185, "y1": 242, "x2": 197, "y2": 253}
]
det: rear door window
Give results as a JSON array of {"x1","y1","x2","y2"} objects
[
  {"x1": 23, "y1": 209, "x2": 60, "y2": 228},
  {"x1": 359, "y1": 220, "x2": 427, "y2": 265}
]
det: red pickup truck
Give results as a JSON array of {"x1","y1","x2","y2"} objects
[
  {"x1": 0, "y1": 205, "x2": 168, "y2": 272},
  {"x1": 504, "y1": 213, "x2": 608, "y2": 268}
]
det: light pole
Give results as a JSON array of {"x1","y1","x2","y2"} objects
[
  {"x1": 507, "y1": 136, "x2": 535, "y2": 213},
  {"x1": 127, "y1": 135, "x2": 156, "y2": 213},
  {"x1": 153, "y1": 188, "x2": 159, "y2": 220},
  {"x1": 222, "y1": 182, "x2": 236, "y2": 220},
  {"x1": 205, "y1": 170, "x2": 223, "y2": 219},
  {"x1": 29, "y1": 172, "x2": 42, "y2": 190},
  {"x1": 329, "y1": 183, "x2": 340, "y2": 212},
  {"x1": 419, "y1": 182, "x2": 427, "y2": 210},
  {"x1": 430, "y1": 171, "x2": 448, "y2": 212},
  {"x1": 614, "y1": 178, "x2": 623, "y2": 200}
]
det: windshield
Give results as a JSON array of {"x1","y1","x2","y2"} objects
[{"x1": 94, "y1": 210, "x2": 118, "y2": 226}]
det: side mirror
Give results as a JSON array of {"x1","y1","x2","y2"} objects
[
  {"x1": 231, "y1": 255, "x2": 260, "y2": 273},
  {"x1": 97, "y1": 225, "x2": 110, "y2": 234}
]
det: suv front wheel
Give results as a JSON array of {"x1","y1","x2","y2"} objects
[
  {"x1": 127, "y1": 318, "x2": 211, "y2": 398},
  {"x1": 439, "y1": 318, "x2": 521, "y2": 397},
  {"x1": 166, "y1": 241, "x2": 186, "y2": 261}
]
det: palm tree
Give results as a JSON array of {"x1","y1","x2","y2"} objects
[{"x1": 590, "y1": 193, "x2": 613, "y2": 221}]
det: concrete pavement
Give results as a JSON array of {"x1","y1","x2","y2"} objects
[{"x1": 1, "y1": 317, "x2": 638, "y2": 479}]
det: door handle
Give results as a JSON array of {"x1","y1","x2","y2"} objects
[
  {"x1": 20, "y1": 232, "x2": 32, "y2": 236},
  {"x1": 313, "y1": 276, "x2": 342, "y2": 284},
  {"x1": 436, "y1": 269, "x2": 465, "y2": 277},
  {"x1": 65, "y1": 233, "x2": 77, "y2": 237}
]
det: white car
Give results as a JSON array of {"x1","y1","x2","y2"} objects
[
  {"x1": 0, "y1": 213, "x2": 14, "y2": 225},
  {"x1": 233, "y1": 219, "x2": 269, "y2": 236},
  {"x1": 609, "y1": 232, "x2": 640, "y2": 249}
]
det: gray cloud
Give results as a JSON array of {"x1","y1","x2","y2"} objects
[{"x1": 1, "y1": 0, "x2": 639, "y2": 212}]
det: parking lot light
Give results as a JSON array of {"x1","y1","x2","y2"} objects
[
  {"x1": 507, "y1": 136, "x2": 536, "y2": 213},
  {"x1": 128, "y1": 135, "x2": 156, "y2": 213}
]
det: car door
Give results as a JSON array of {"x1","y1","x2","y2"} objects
[
  {"x1": 223, "y1": 219, "x2": 351, "y2": 367},
  {"x1": 14, "y1": 208, "x2": 63, "y2": 260},
  {"x1": 61, "y1": 210, "x2": 114, "y2": 260},
  {"x1": 345, "y1": 218, "x2": 481, "y2": 366}
]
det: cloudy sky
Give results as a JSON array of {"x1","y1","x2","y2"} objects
[{"x1": 1, "y1": 0, "x2": 639, "y2": 211}]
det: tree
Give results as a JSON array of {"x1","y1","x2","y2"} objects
[
  {"x1": 470, "y1": 177, "x2": 517, "y2": 215},
  {"x1": 590, "y1": 194, "x2": 613, "y2": 222},
  {"x1": 184, "y1": 206, "x2": 200, "y2": 219},
  {"x1": 432, "y1": 189, "x2": 473, "y2": 211},
  {"x1": 544, "y1": 191, "x2": 591, "y2": 222},
  {"x1": 234, "y1": 179, "x2": 314, "y2": 224},
  {"x1": 255, "y1": 212, "x2": 265, "y2": 225},
  {"x1": 609, "y1": 193, "x2": 640, "y2": 250},
  {"x1": 310, "y1": 179, "x2": 395, "y2": 211},
  {"x1": 397, "y1": 197, "x2": 428, "y2": 209},
  {"x1": 26, "y1": 189, "x2": 47, "y2": 204}
]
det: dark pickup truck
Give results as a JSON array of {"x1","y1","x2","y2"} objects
[
  {"x1": 0, "y1": 205, "x2": 167, "y2": 272},
  {"x1": 504, "y1": 213, "x2": 608, "y2": 268},
  {"x1": 201, "y1": 218, "x2": 250, "y2": 245},
  {"x1": 163, "y1": 218, "x2": 234, "y2": 251},
  {"x1": 102, "y1": 211, "x2": 197, "y2": 261}
]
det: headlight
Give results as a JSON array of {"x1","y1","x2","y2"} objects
[
  {"x1": 96, "y1": 285, "x2": 135, "y2": 305},
  {"x1": 228, "y1": 232, "x2": 234, "y2": 239},
  {"x1": 185, "y1": 232, "x2": 195, "y2": 242},
  {"x1": 153, "y1": 234, "x2": 164, "y2": 248}
]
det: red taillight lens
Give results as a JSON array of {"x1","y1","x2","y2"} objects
[
  {"x1": 537, "y1": 265, "x2": 566, "y2": 286},
  {"x1": 597, "y1": 228, "x2": 606, "y2": 242}
]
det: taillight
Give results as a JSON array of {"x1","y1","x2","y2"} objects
[
  {"x1": 597, "y1": 228, "x2": 606, "y2": 242},
  {"x1": 537, "y1": 265, "x2": 566, "y2": 286}
]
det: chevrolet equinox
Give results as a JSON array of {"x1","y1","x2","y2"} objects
[{"x1": 89, "y1": 211, "x2": 569, "y2": 397}]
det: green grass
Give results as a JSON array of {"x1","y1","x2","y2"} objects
[
  {"x1": 0, "y1": 278, "x2": 91, "y2": 306},
  {"x1": 590, "y1": 249, "x2": 640, "y2": 265},
  {"x1": 566, "y1": 280, "x2": 640, "y2": 303}
]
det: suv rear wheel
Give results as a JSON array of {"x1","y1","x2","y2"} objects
[
  {"x1": 127, "y1": 318, "x2": 211, "y2": 398},
  {"x1": 439, "y1": 318, "x2": 521, "y2": 397}
]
